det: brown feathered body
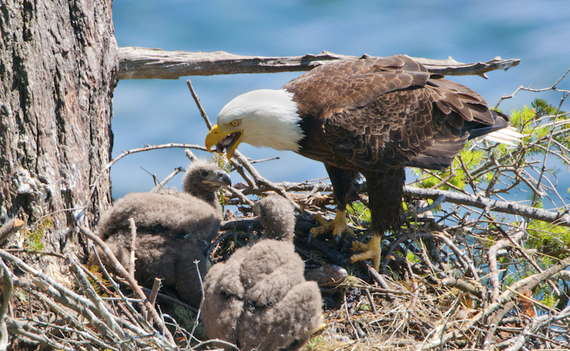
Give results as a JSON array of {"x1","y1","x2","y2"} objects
[
  {"x1": 202, "y1": 195, "x2": 322, "y2": 351},
  {"x1": 208, "y1": 55, "x2": 517, "y2": 246},
  {"x1": 283, "y1": 55, "x2": 511, "y2": 234},
  {"x1": 93, "y1": 160, "x2": 230, "y2": 306}
]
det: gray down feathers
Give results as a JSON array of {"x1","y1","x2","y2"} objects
[
  {"x1": 202, "y1": 195, "x2": 323, "y2": 351},
  {"x1": 92, "y1": 159, "x2": 230, "y2": 307}
]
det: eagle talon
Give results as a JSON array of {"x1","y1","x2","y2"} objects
[
  {"x1": 309, "y1": 210, "x2": 354, "y2": 245},
  {"x1": 350, "y1": 235, "x2": 382, "y2": 271}
]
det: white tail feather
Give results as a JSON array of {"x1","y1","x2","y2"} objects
[{"x1": 483, "y1": 126, "x2": 523, "y2": 145}]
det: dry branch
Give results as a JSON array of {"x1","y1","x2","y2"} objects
[
  {"x1": 151, "y1": 166, "x2": 184, "y2": 193},
  {"x1": 118, "y1": 47, "x2": 520, "y2": 80},
  {"x1": 128, "y1": 217, "x2": 137, "y2": 278},
  {"x1": 1, "y1": 248, "x2": 175, "y2": 350},
  {"x1": 78, "y1": 226, "x2": 177, "y2": 346},
  {"x1": 403, "y1": 185, "x2": 570, "y2": 226}
]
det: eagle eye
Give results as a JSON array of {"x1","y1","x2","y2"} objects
[
  {"x1": 230, "y1": 120, "x2": 241, "y2": 127},
  {"x1": 201, "y1": 170, "x2": 209, "y2": 177}
]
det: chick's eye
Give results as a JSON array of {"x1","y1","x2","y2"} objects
[
  {"x1": 230, "y1": 120, "x2": 241, "y2": 127},
  {"x1": 201, "y1": 171, "x2": 209, "y2": 177}
]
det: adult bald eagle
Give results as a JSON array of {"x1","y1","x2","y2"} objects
[{"x1": 205, "y1": 55, "x2": 520, "y2": 270}]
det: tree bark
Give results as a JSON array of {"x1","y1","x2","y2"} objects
[{"x1": 0, "y1": 0, "x2": 118, "y2": 251}]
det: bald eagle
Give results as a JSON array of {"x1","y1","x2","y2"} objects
[{"x1": 205, "y1": 55, "x2": 521, "y2": 270}]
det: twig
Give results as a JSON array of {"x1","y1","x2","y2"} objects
[
  {"x1": 487, "y1": 224, "x2": 526, "y2": 301},
  {"x1": 415, "y1": 194, "x2": 446, "y2": 216},
  {"x1": 233, "y1": 150, "x2": 300, "y2": 210},
  {"x1": 404, "y1": 256, "x2": 420, "y2": 312},
  {"x1": 424, "y1": 253, "x2": 570, "y2": 350},
  {"x1": 190, "y1": 338, "x2": 240, "y2": 351},
  {"x1": 495, "y1": 67, "x2": 570, "y2": 108},
  {"x1": 185, "y1": 148, "x2": 198, "y2": 162},
  {"x1": 227, "y1": 177, "x2": 570, "y2": 226},
  {"x1": 3, "y1": 249, "x2": 66, "y2": 260},
  {"x1": 504, "y1": 305, "x2": 570, "y2": 351},
  {"x1": 68, "y1": 255, "x2": 127, "y2": 341},
  {"x1": 487, "y1": 216, "x2": 561, "y2": 296},
  {"x1": 441, "y1": 276, "x2": 483, "y2": 299},
  {"x1": 190, "y1": 260, "x2": 205, "y2": 340},
  {"x1": 151, "y1": 166, "x2": 184, "y2": 193},
  {"x1": 249, "y1": 156, "x2": 280, "y2": 165},
  {"x1": 532, "y1": 94, "x2": 569, "y2": 207},
  {"x1": 187, "y1": 79, "x2": 212, "y2": 130},
  {"x1": 27, "y1": 289, "x2": 118, "y2": 350},
  {"x1": 362, "y1": 262, "x2": 395, "y2": 301},
  {"x1": 364, "y1": 289, "x2": 378, "y2": 315},
  {"x1": 431, "y1": 231, "x2": 479, "y2": 281},
  {"x1": 343, "y1": 292, "x2": 360, "y2": 341},
  {"x1": 128, "y1": 217, "x2": 137, "y2": 278},
  {"x1": 79, "y1": 226, "x2": 177, "y2": 345},
  {"x1": 147, "y1": 278, "x2": 161, "y2": 323},
  {"x1": 140, "y1": 287, "x2": 198, "y2": 314},
  {"x1": 83, "y1": 143, "x2": 210, "y2": 218},
  {"x1": 4, "y1": 253, "x2": 119, "y2": 344},
  {"x1": 6, "y1": 319, "x2": 73, "y2": 351},
  {"x1": 79, "y1": 263, "x2": 143, "y2": 329},
  {"x1": 90, "y1": 245, "x2": 156, "y2": 334}
]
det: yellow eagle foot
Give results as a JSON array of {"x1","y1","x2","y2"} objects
[
  {"x1": 309, "y1": 210, "x2": 355, "y2": 244},
  {"x1": 350, "y1": 235, "x2": 382, "y2": 271}
]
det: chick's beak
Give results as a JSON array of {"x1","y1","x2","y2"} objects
[
  {"x1": 205, "y1": 124, "x2": 224, "y2": 152},
  {"x1": 218, "y1": 172, "x2": 232, "y2": 187}
]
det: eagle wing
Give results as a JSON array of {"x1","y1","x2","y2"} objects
[{"x1": 284, "y1": 55, "x2": 501, "y2": 172}]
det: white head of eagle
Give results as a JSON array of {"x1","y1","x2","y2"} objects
[{"x1": 206, "y1": 89, "x2": 304, "y2": 158}]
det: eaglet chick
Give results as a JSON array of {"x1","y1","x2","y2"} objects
[
  {"x1": 202, "y1": 195, "x2": 323, "y2": 351},
  {"x1": 92, "y1": 159, "x2": 230, "y2": 307}
]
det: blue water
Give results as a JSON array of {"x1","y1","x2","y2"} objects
[{"x1": 111, "y1": 0, "x2": 570, "y2": 209}]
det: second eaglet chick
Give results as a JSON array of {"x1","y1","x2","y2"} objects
[
  {"x1": 202, "y1": 195, "x2": 323, "y2": 351},
  {"x1": 93, "y1": 160, "x2": 230, "y2": 307}
]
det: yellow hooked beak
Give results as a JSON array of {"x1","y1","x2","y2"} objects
[{"x1": 205, "y1": 124, "x2": 243, "y2": 159}]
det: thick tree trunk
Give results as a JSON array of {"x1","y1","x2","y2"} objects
[{"x1": 0, "y1": 0, "x2": 118, "y2": 251}]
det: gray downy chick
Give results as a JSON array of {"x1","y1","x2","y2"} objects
[
  {"x1": 92, "y1": 159, "x2": 230, "y2": 307},
  {"x1": 202, "y1": 195, "x2": 323, "y2": 351}
]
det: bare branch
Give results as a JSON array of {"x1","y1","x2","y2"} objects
[
  {"x1": 151, "y1": 166, "x2": 184, "y2": 193},
  {"x1": 488, "y1": 229, "x2": 525, "y2": 301},
  {"x1": 495, "y1": 68, "x2": 570, "y2": 108},
  {"x1": 441, "y1": 276, "x2": 483, "y2": 299},
  {"x1": 404, "y1": 185, "x2": 570, "y2": 226},
  {"x1": 128, "y1": 217, "x2": 137, "y2": 278},
  {"x1": 79, "y1": 226, "x2": 177, "y2": 345},
  {"x1": 118, "y1": 47, "x2": 520, "y2": 80},
  {"x1": 187, "y1": 79, "x2": 213, "y2": 130}
]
